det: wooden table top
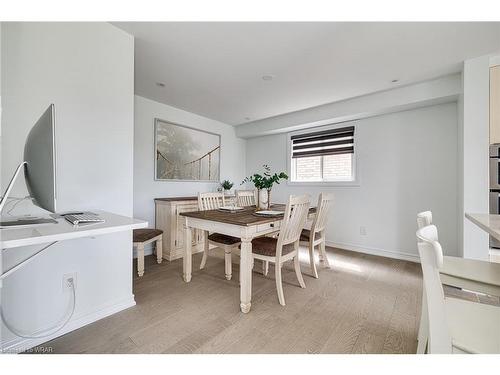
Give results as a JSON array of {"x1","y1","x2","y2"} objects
[
  {"x1": 155, "y1": 195, "x2": 235, "y2": 202},
  {"x1": 180, "y1": 204, "x2": 316, "y2": 227}
]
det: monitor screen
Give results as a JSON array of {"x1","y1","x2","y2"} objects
[{"x1": 23, "y1": 104, "x2": 57, "y2": 213}]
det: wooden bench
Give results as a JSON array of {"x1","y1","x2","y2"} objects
[{"x1": 133, "y1": 229, "x2": 163, "y2": 277}]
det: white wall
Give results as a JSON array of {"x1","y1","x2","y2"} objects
[
  {"x1": 236, "y1": 74, "x2": 461, "y2": 139},
  {"x1": 134, "y1": 95, "x2": 246, "y2": 252},
  {"x1": 461, "y1": 55, "x2": 491, "y2": 260},
  {"x1": 246, "y1": 103, "x2": 459, "y2": 261},
  {"x1": 1, "y1": 23, "x2": 134, "y2": 351}
]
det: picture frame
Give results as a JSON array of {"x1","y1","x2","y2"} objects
[{"x1": 154, "y1": 118, "x2": 221, "y2": 182}]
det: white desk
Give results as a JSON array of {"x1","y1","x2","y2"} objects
[
  {"x1": 0, "y1": 211, "x2": 147, "y2": 352},
  {"x1": 1, "y1": 210, "x2": 147, "y2": 282},
  {"x1": 0, "y1": 210, "x2": 147, "y2": 250}
]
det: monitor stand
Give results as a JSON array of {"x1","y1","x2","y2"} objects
[{"x1": 0, "y1": 216, "x2": 57, "y2": 228}]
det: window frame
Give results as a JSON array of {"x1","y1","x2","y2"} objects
[{"x1": 286, "y1": 122, "x2": 360, "y2": 187}]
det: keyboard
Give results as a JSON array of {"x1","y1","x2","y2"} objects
[{"x1": 64, "y1": 213, "x2": 104, "y2": 225}]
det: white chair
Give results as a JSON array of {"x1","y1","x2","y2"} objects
[
  {"x1": 416, "y1": 210, "x2": 433, "y2": 354},
  {"x1": 198, "y1": 192, "x2": 241, "y2": 280},
  {"x1": 249, "y1": 194, "x2": 310, "y2": 306},
  {"x1": 299, "y1": 193, "x2": 334, "y2": 278},
  {"x1": 417, "y1": 211, "x2": 432, "y2": 229},
  {"x1": 417, "y1": 225, "x2": 500, "y2": 353},
  {"x1": 235, "y1": 190, "x2": 256, "y2": 207}
]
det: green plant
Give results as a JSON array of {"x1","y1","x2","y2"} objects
[
  {"x1": 221, "y1": 179, "x2": 234, "y2": 191},
  {"x1": 241, "y1": 165, "x2": 288, "y2": 191}
]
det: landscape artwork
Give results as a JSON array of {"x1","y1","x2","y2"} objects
[{"x1": 155, "y1": 119, "x2": 220, "y2": 181}]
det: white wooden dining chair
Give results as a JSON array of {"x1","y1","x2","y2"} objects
[
  {"x1": 416, "y1": 210, "x2": 433, "y2": 354},
  {"x1": 417, "y1": 211, "x2": 433, "y2": 230},
  {"x1": 299, "y1": 193, "x2": 334, "y2": 278},
  {"x1": 235, "y1": 190, "x2": 256, "y2": 207},
  {"x1": 249, "y1": 194, "x2": 310, "y2": 306},
  {"x1": 417, "y1": 225, "x2": 500, "y2": 354},
  {"x1": 198, "y1": 192, "x2": 241, "y2": 280}
]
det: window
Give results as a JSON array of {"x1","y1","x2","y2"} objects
[{"x1": 290, "y1": 125, "x2": 356, "y2": 183}]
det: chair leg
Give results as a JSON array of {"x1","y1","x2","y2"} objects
[
  {"x1": 294, "y1": 255, "x2": 306, "y2": 288},
  {"x1": 200, "y1": 231, "x2": 209, "y2": 269},
  {"x1": 275, "y1": 262, "x2": 286, "y2": 306},
  {"x1": 137, "y1": 244, "x2": 145, "y2": 277},
  {"x1": 156, "y1": 237, "x2": 163, "y2": 264},
  {"x1": 319, "y1": 239, "x2": 330, "y2": 268},
  {"x1": 262, "y1": 260, "x2": 269, "y2": 276},
  {"x1": 417, "y1": 289, "x2": 429, "y2": 354},
  {"x1": 224, "y1": 248, "x2": 232, "y2": 280},
  {"x1": 308, "y1": 242, "x2": 318, "y2": 279}
]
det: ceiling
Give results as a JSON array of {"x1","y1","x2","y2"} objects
[{"x1": 113, "y1": 22, "x2": 500, "y2": 126}]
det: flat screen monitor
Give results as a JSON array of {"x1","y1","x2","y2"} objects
[{"x1": 23, "y1": 104, "x2": 57, "y2": 213}]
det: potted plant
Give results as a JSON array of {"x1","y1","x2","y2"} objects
[
  {"x1": 221, "y1": 179, "x2": 234, "y2": 195},
  {"x1": 242, "y1": 165, "x2": 288, "y2": 209}
]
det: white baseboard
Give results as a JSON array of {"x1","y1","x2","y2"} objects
[
  {"x1": 326, "y1": 241, "x2": 420, "y2": 263},
  {"x1": 1, "y1": 295, "x2": 136, "y2": 353}
]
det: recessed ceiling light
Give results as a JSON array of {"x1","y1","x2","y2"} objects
[
  {"x1": 156, "y1": 82, "x2": 166, "y2": 87},
  {"x1": 262, "y1": 74, "x2": 275, "y2": 81},
  {"x1": 391, "y1": 79, "x2": 399, "y2": 83}
]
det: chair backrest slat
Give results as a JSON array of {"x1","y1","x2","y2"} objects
[
  {"x1": 416, "y1": 224, "x2": 451, "y2": 353},
  {"x1": 198, "y1": 192, "x2": 225, "y2": 211},
  {"x1": 311, "y1": 193, "x2": 334, "y2": 235},
  {"x1": 276, "y1": 195, "x2": 310, "y2": 259},
  {"x1": 235, "y1": 190, "x2": 256, "y2": 207},
  {"x1": 417, "y1": 211, "x2": 433, "y2": 229}
]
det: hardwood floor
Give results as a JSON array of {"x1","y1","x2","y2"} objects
[{"x1": 37, "y1": 246, "x2": 424, "y2": 354}]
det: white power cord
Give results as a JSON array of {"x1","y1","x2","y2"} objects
[{"x1": 0, "y1": 277, "x2": 76, "y2": 339}]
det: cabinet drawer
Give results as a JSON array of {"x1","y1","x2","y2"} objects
[{"x1": 257, "y1": 221, "x2": 280, "y2": 232}]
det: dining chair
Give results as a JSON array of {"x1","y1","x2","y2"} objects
[
  {"x1": 235, "y1": 189, "x2": 256, "y2": 207},
  {"x1": 416, "y1": 225, "x2": 500, "y2": 353},
  {"x1": 416, "y1": 210, "x2": 433, "y2": 354},
  {"x1": 198, "y1": 192, "x2": 241, "y2": 280},
  {"x1": 299, "y1": 193, "x2": 334, "y2": 278},
  {"x1": 417, "y1": 210, "x2": 433, "y2": 229},
  {"x1": 248, "y1": 194, "x2": 310, "y2": 306}
]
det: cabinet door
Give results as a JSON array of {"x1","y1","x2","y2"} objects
[
  {"x1": 491, "y1": 66, "x2": 500, "y2": 144},
  {"x1": 175, "y1": 203, "x2": 200, "y2": 248}
]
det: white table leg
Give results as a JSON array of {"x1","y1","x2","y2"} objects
[
  {"x1": 240, "y1": 237, "x2": 253, "y2": 313},
  {"x1": 183, "y1": 221, "x2": 192, "y2": 282}
]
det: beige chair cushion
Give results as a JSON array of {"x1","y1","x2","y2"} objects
[
  {"x1": 208, "y1": 233, "x2": 240, "y2": 245},
  {"x1": 247, "y1": 237, "x2": 295, "y2": 257},
  {"x1": 300, "y1": 229, "x2": 320, "y2": 242}
]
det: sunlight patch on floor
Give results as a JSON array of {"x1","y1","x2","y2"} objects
[{"x1": 298, "y1": 247, "x2": 363, "y2": 273}]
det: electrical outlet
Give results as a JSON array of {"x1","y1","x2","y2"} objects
[
  {"x1": 62, "y1": 273, "x2": 77, "y2": 292},
  {"x1": 360, "y1": 226, "x2": 367, "y2": 236}
]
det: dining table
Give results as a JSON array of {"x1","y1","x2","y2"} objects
[{"x1": 180, "y1": 204, "x2": 316, "y2": 313}]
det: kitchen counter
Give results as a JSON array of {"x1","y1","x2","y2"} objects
[{"x1": 465, "y1": 213, "x2": 500, "y2": 242}]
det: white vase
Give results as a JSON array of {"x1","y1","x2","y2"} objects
[{"x1": 258, "y1": 189, "x2": 269, "y2": 209}]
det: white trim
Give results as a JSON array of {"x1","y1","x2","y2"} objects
[
  {"x1": 1, "y1": 295, "x2": 136, "y2": 353},
  {"x1": 286, "y1": 121, "x2": 360, "y2": 186},
  {"x1": 326, "y1": 240, "x2": 420, "y2": 263}
]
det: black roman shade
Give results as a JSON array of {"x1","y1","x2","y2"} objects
[{"x1": 291, "y1": 126, "x2": 355, "y2": 159}]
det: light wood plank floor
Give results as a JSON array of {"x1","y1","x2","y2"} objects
[{"x1": 38, "y1": 247, "x2": 424, "y2": 354}]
